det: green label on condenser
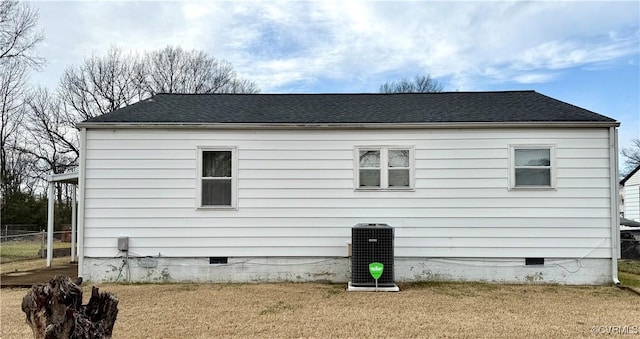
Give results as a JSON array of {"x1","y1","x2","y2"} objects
[{"x1": 369, "y1": 262, "x2": 384, "y2": 280}]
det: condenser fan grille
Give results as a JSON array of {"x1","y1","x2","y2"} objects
[{"x1": 351, "y1": 224, "x2": 395, "y2": 287}]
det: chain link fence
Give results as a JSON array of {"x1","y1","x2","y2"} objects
[
  {"x1": 1, "y1": 225, "x2": 73, "y2": 263},
  {"x1": 621, "y1": 231, "x2": 640, "y2": 259}
]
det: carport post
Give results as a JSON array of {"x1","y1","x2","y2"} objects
[
  {"x1": 46, "y1": 178, "x2": 54, "y2": 267},
  {"x1": 71, "y1": 185, "x2": 77, "y2": 262}
]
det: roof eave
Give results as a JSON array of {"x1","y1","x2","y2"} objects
[
  {"x1": 48, "y1": 172, "x2": 79, "y2": 184},
  {"x1": 621, "y1": 164, "x2": 640, "y2": 186},
  {"x1": 77, "y1": 121, "x2": 620, "y2": 129}
]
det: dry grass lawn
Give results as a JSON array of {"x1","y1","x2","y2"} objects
[{"x1": 2, "y1": 282, "x2": 639, "y2": 338}]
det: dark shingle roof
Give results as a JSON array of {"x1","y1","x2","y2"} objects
[{"x1": 82, "y1": 91, "x2": 616, "y2": 125}]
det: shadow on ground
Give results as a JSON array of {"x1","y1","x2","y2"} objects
[{"x1": 1, "y1": 263, "x2": 78, "y2": 288}]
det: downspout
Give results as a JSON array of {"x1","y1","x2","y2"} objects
[
  {"x1": 77, "y1": 128, "x2": 87, "y2": 278},
  {"x1": 609, "y1": 126, "x2": 620, "y2": 285}
]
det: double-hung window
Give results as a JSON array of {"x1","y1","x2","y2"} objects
[
  {"x1": 197, "y1": 147, "x2": 238, "y2": 209},
  {"x1": 356, "y1": 146, "x2": 414, "y2": 190},
  {"x1": 510, "y1": 145, "x2": 555, "y2": 189}
]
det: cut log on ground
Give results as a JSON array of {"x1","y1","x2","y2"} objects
[{"x1": 21, "y1": 275, "x2": 118, "y2": 339}]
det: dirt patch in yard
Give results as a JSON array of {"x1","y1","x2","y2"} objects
[
  {"x1": 0, "y1": 257, "x2": 73, "y2": 275},
  {"x1": 2, "y1": 282, "x2": 639, "y2": 338},
  {"x1": 0, "y1": 261, "x2": 77, "y2": 288}
]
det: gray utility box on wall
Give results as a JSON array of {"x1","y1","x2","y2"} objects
[
  {"x1": 117, "y1": 237, "x2": 129, "y2": 251},
  {"x1": 351, "y1": 223, "x2": 395, "y2": 287}
]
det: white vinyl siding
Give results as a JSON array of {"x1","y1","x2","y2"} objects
[
  {"x1": 82, "y1": 128, "x2": 613, "y2": 259},
  {"x1": 622, "y1": 169, "x2": 640, "y2": 221}
]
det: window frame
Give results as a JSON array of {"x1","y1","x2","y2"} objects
[
  {"x1": 354, "y1": 145, "x2": 415, "y2": 191},
  {"x1": 509, "y1": 144, "x2": 556, "y2": 190},
  {"x1": 196, "y1": 146, "x2": 238, "y2": 209}
]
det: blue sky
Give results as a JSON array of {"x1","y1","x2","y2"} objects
[{"x1": 29, "y1": 1, "x2": 639, "y2": 154}]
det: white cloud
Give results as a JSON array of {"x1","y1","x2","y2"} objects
[
  {"x1": 513, "y1": 73, "x2": 559, "y2": 84},
  {"x1": 515, "y1": 37, "x2": 638, "y2": 71},
  {"x1": 29, "y1": 1, "x2": 639, "y2": 92},
  {"x1": 221, "y1": 1, "x2": 638, "y2": 91}
]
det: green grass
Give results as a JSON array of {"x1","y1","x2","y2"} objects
[
  {"x1": 618, "y1": 260, "x2": 640, "y2": 287},
  {"x1": 0, "y1": 240, "x2": 70, "y2": 262},
  {"x1": 618, "y1": 259, "x2": 640, "y2": 275},
  {"x1": 619, "y1": 272, "x2": 640, "y2": 287}
]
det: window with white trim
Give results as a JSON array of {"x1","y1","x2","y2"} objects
[
  {"x1": 356, "y1": 146, "x2": 414, "y2": 190},
  {"x1": 510, "y1": 145, "x2": 555, "y2": 189},
  {"x1": 197, "y1": 147, "x2": 238, "y2": 208}
]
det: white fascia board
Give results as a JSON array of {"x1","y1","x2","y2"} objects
[{"x1": 48, "y1": 172, "x2": 79, "y2": 184}]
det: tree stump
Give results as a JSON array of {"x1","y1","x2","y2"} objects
[{"x1": 21, "y1": 275, "x2": 118, "y2": 339}]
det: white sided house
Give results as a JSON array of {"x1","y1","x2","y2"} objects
[
  {"x1": 621, "y1": 165, "x2": 640, "y2": 222},
  {"x1": 76, "y1": 91, "x2": 621, "y2": 285}
]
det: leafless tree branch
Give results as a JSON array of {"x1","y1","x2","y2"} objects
[
  {"x1": 138, "y1": 45, "x2": 259, "y2": 95},
  {"x1": 0, "y1": 0, "x2": 45, "y2": 69},
  {"x1": 379, "y1": 74, "x2": 444, "y2": 93},
  {"x1": 621, "y1": 138, "x2": 640, "y2": 174}
]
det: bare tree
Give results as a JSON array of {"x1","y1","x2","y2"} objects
[
  {"x1": 0, "y1": 0, "x2": 44, "y2": 68},
  {"x1": 22, "y1": 87, "x2": 78, "y2": 176},
  {"x1": 59, "y1": 45, "x2": 259, "y2": 125},
  {"x1": 58, "y1": 46, "x2": 142, "y2": 122},
  {"x1": 379, "y1": 74, "x2": 444, "y2": 93},
  {"x1": 50, "y1": 45, "x2": 258, "y2": 181},
  {"x1": 3, "y1": 138, "x2": 38, "y2": 193},
  {"x1": 51, "y1": 46, "x2": 141, "y2": 192},
  {"x1": 1, "y1": 0, "x2": 44, "y2": 214},
  {"x1": 0, "y1": 59, "x2": 27, "y2": 192},
  {"x1": 622, "y1": 138, "x2": 640, "y2": 174},
  {"x1": 19, "y1": 87, "x2": 80, "y2": 206},
  {"x1": 137, "y1": 45, "x2": 259, "y2": 95}
]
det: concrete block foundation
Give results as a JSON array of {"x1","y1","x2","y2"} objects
[{"x1": 82, "y1": 257, "x2": 612, "y2": 285}]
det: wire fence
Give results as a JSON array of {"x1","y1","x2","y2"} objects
[
  {"x1": 0, "y1": 227, "x2": 73, "y2": 263},
  {"x1": 621, "y1": 232, "x2": 640, "y2": 259}
]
